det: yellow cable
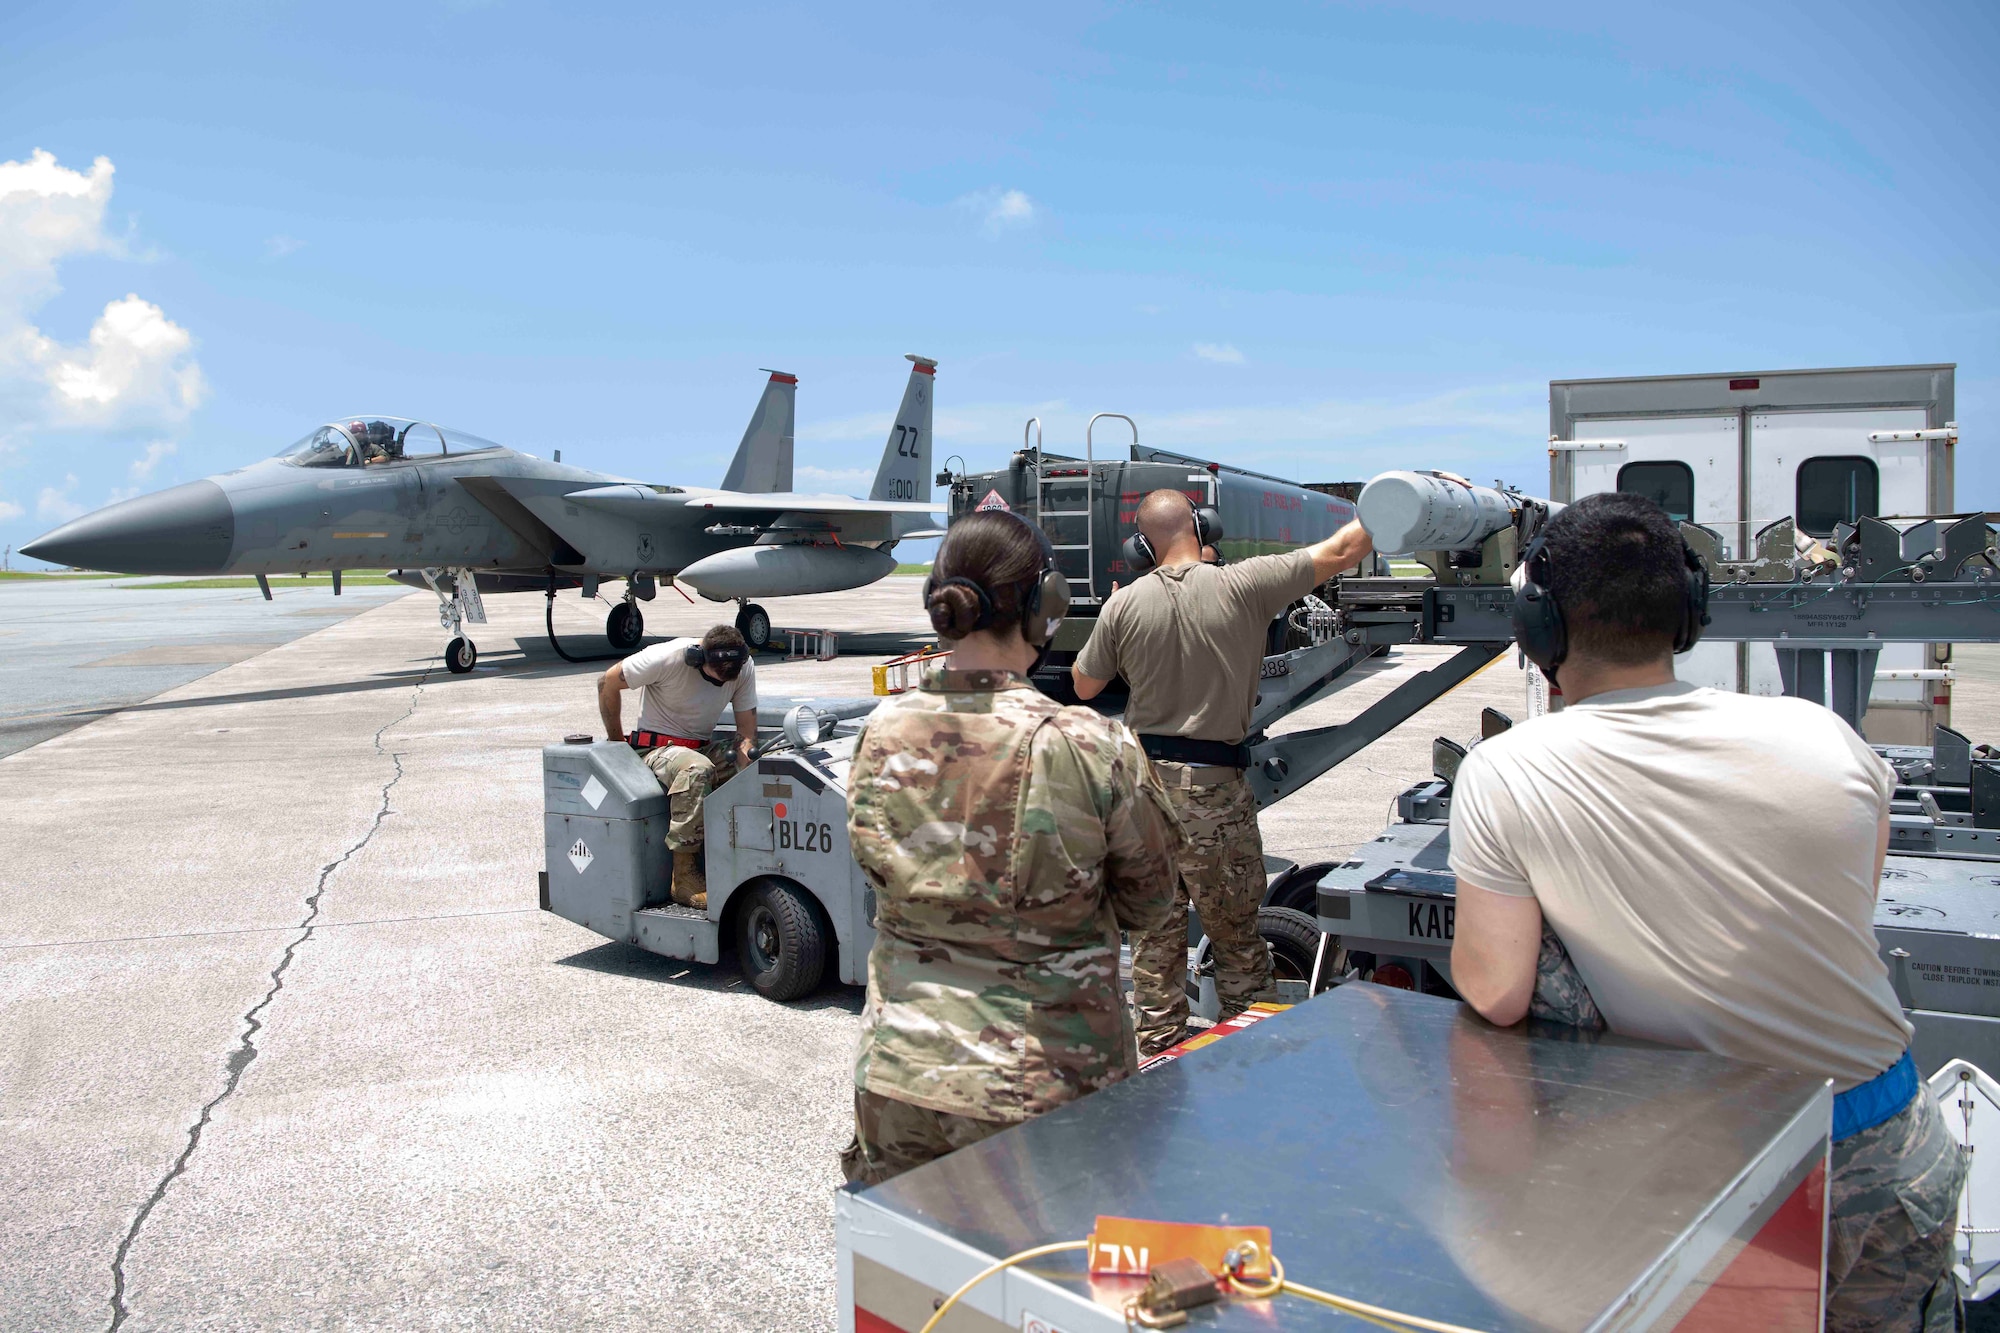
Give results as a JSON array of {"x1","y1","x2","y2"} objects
[
  {"x1": 1279, "y1": 1273, "x2": 1489, "y2": 1333},
  {"x1": 916, "y1": 1240, "x2": 1089, "y2": 1333},
  {"x1": 910, "y1": 1235, "x2": 1488, "y2": 1333}
]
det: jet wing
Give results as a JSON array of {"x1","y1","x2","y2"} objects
[
  {"x1": 691, "y1": 493, "x2": 939, "y2": 514},
  {"x1": 562, "y1": 484, "x2": 691, "y2": 521}
]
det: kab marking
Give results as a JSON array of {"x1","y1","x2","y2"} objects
[{"x1": 1408, "y1": 901, "x2": 1454, "y2": 940}]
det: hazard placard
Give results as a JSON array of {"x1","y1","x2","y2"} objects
[{"x1": 975, "y1": 488, "x2": 1009, "y2": 512}]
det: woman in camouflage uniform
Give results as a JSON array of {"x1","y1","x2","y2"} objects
[{"x1": 841, "y1": 510, "x2": 1185, "y2": 1186}]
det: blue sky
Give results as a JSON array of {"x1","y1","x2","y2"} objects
[{"x1": 1, "y1": 1, "x2": 1993, "y2": 562}]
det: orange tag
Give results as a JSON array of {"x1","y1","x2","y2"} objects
[{"x1": 1087, "y1": 1216, "x2": 1272, "y2": 1280}]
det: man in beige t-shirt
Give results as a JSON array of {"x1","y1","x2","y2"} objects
[
  {"x1": 1073, "y1": 489, "x2": 1372, "y2": 1055},
  {"x1": 1449, "y1": 491, "x2": 1962, "y2": 1332},
  {"x1": 596, "y1": 624, "x2": 758, "y2": 910}
]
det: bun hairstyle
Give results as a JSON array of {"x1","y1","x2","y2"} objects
[{"x1": 924, "y1": 510, "x2": 1049, "y2": 641}]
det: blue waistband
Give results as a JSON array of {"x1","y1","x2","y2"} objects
[{"x1": 1833, "y1": 1049, "x2": 1918, "y2": 1142}]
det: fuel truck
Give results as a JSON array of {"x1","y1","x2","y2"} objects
[{"x1": 937, "y1": 415, "x2": 1380, "y2": 693}]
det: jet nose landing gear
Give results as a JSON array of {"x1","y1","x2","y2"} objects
[{"x1": 422, "y1": 567, "x2": 487, "y2": 674}]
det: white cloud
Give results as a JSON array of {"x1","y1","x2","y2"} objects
[
  {"x1": 955, "y1": 187, "x2": 1038, "y2": 237},
  {"x1": 130, "y1": 439, "x2": 177, "y2": 480},
  {"x1": 37, "y1": 475, "x2": 84, "y2": 521},
  {"x1": 1193, "y1": 342, "x2": 1246, "y2": 365},
  {"x1": 0, "y1": 498, "x2": 22, "y2": 521},
  {"x1": 0, "y1": 148, "x2": 204, "y2": 446},
  {"x1": 264, "y1": 233, "x2": 304, "y2": 260},
  {"x1": 794, "y1": 464, "x2": 875, "y2": 491}
]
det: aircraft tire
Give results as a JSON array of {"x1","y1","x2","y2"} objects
[
  {"x1": 736, "y1": 603, "x2": 772, "y2": 652},
  {"x1": 445, "y1": 636, "x2": 477, "y2": 674},
  {"x1": 606, "y1": 602, "x2": 644, "y2": 651},
  {"x1": 735, "y1": 879, "x2": 826, "y2": 1002}
]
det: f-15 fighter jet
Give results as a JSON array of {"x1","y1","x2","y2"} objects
[{"x1": 21, "y1": 356, "x2": 944, "y2": 672}]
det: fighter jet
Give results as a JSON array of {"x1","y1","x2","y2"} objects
[{"x1": 20, "y1": 356, "x2": 944, "y2": 672}]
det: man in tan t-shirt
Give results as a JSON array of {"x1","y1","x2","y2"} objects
[
  {"x1": 1449, "y1": 492, "x2": 1963, "y2": 1332},
  {"x1": 1073, "y1": 489, "x2": 1372, "y2": 1055}
]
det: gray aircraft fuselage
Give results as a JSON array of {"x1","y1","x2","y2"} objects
[
  {"x1": 23, "y1": 447, "x2": 764, "y2": 580},
  {"x1": 23, "y1": 361, "x2": 941, "y2": 667}
]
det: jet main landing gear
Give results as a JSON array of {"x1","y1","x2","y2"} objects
[
  {"x1": 606, "y1": 600, "x2": 644, "y2": 651},
  {"x1": 735, "y1": 600, "x2": 772, "y2": 653}
]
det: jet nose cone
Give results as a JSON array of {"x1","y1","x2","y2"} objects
[{"x1": 19, "y1": 479, "x2": 235, "y2": 574}]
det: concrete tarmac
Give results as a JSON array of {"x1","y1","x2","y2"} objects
[
  {"x1": 5, "y1": 578, "x2": 1997, "y2": 1330},
  {"x1": 0, "y1": 576, "x2": 405, "y2": 758}
]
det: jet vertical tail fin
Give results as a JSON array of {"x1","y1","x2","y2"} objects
[
  {"x1": 720, "y1": 370, "x2": 796, "y2": 493},
  {"x1": 869, "y1": 355, "x2": 935, "y2": 503}
]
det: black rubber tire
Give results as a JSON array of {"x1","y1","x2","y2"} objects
[
  {"x1": 445, "y1": 636, "x2": 477, "y2": 673},
  {"x1": 606, "y1": 601, "x2": 644, "y2": 651},
  {"x1": 1258, "y1": 906, "x2": 1328, "y2": 987},
  {"x1": 736, "y1": 602, "x2": 772, "y2": 652},
  {"x1": 735, "y1": 880, "x2": 826, "y2": 1001}
]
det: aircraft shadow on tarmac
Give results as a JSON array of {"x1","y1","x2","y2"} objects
[
  {"x1": 75, "y1": 631, "x2": 937, "y2": 719},
  {"x1": 553, "y1": 940, "x2": 865, "y2": 1014}
]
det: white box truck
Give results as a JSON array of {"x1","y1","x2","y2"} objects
[{"x1": 1549, "y1": 364, "x2": 1959, "y2": 744}]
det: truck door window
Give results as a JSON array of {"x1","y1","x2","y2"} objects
[
  {"x1": 1616, "y1": 461, "x2": 1694, "y2": 522},
  {"x1": 1796, "y1": 456, "x2": 1879, "y2": 536}
]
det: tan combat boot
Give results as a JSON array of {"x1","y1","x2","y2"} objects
[{"x1": 670, "y1": 847, "x2": 708, "y2": 911}]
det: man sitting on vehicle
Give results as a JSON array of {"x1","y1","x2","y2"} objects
[
  {"x1": 1447, "y1": 491, "x2": 1965, "y2": 1332},
  {"x1": 596, "y1": 624, "x2": 758, "y2": 910}
]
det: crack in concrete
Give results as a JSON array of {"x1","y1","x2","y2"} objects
[{"x1": 104, "y1": 664, "x2": 433, "y2": 1332}]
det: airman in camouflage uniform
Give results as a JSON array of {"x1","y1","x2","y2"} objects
[
  {"x1": 1529, "y1": 925, "x2": 1965, "y2": 1331},
  {"x1": 1129, "y1": 772, "x2": 1274, "y2": 1052},
  {"x1": 840, "y1": 665, "x2": 1184, "y2": 1187}
]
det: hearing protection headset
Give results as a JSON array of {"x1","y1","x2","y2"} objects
[
  {"x1": 1511, "y1": 525, "x2": 1711, "y2": 682},
  {"x1": 684, "y1": 638, "x2": 750, "y2": 673},
  {"x1": 924, "y1": 512, "x2": 1072, "y2": 647},
  {"x1": 1121, "y1": 494, "x2": 1224, "y2": 574}
]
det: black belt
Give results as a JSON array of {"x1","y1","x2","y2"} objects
[{"x1": 1138, "y1": 734, "x2": 1250, "y2": 769}]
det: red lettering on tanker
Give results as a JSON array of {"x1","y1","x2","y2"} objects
[{"x1": 1261, "y1": 491, "x2": 1302, "y2": 510}]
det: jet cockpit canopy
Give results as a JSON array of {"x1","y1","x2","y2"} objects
[{"x1": 279, "y1": 417, "x2": 505, "y2": 468}]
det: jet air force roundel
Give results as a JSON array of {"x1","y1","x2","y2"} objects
[{"x1": 975, "y1": 489, "x2": 1009, "y2": 512}]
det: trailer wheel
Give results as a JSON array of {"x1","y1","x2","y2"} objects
[
  {"x1": 735, "y1": 880, "x2": 826, "y2": 1001},
  {"x1": 1259, "y1": 907, "x2": 1335, "y2": 992}
]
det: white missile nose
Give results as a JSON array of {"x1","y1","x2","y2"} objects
[{"x1": 1356, "y1": 472, "x2": 1431, "y2": 555}]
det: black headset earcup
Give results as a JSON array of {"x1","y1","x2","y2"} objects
[
  {"x1": 1676, "y1": 543, "x2": 1711, "y2": 654},
  {"x1": 1194, "y1": 505, "x2": 1222, "y2": 548},
  {"x1": 684, "y1": 643, "x2": 705, "y2": 667},
  {"x1": 1122, "y1": 531, "x2": 1155, "y2": 573},
  {"x1": 1510, "y1": 535, "x2": 1567, "y2": 678},
  {"x1": 1024, "y1": 565, "x2": 1070, "y2": 647}
]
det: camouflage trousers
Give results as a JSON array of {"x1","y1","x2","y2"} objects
[
  {"x1": 1130, "y1": 766, "x2": 1275, "y2": 1059},
  {"x1": 840, "y1": 1088, "x2": 1011, "y2": 1188},
  {"x1": 1531, "y1": 928, "x2": 1964, "y2": 1331},
  {"x1": 638, "y1": 741, "x2": 737, "y2": 850},
  {"x1": 1827, "y1": 1088, "x2": 1966, "y2": 1333}
]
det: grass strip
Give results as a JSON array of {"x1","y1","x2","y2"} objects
[
  {"x1": 133, "y1": 573, "x2": 406, "y2": 591},
  {"x1": 0, "y1": 570, "x2": 127, "y2": 580}
]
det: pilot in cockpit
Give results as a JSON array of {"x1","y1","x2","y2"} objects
[{"x1": 349, "y1": 419, "x2": 401, "y2": 465}]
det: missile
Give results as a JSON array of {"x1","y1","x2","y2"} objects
[
  {"x1": 1357, "y1": 470, "x2": 1558, "y2": 555},
  {"x1": 677, "y1": 542, "x2": 897, "y2": 600}
]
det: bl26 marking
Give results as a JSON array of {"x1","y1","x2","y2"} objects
[{"x1": 777, "y1": 819, "x2": 836, "y2": 853}]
